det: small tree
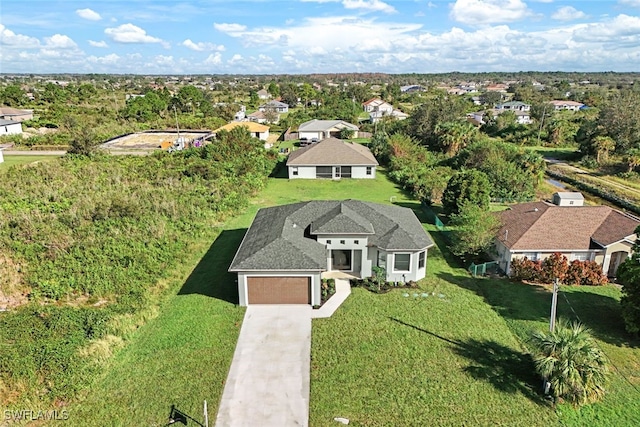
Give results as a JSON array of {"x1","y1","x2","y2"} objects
[
  {"x1": 617, "y1": 226, "x2": 640, "y2": 334},
  {"x1": 442, "y1": 169, "x2": 491, "y2": 216},
  {"x1": 339, "y1": 128, "x2": 355, "y2": 140},
  {"x1": 449, "y1": 202, "x2": 500, "y2": 258},
  {"x1": 541, "y1": 253, "x2": 569, "y2": 284},
  {"x1": 529, "y1": 319, "x2": 608, "y2": 406}
]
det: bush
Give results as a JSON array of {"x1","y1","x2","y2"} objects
[{"x1": 511, "y1": 254, "x2": 607, "y2": 286}]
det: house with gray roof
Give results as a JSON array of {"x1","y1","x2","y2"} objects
[
  {"x1": 494, "y1": 193, "x2": 639, "y2": 277},
  {"x1": 286, "y1": 137, "x2": 378, "y2": 179},
  {"x1": 258, "y1": 100, "x2": 289, "y2": 113},
  {"x1": 297, "y1": 119, "x2": 358, "y2": 141},
  {"x1": 229, "y1": 200, "x2": 435, "y2": 305}
]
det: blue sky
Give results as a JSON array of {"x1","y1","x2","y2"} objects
[{"x1": 2, "y1": 0, "x2": 640, "y2": 74}]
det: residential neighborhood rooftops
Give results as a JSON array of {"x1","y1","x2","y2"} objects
[
  {"x1": 298, "y1": 119, "x2": 358, "y2": 132},
  {"x1": 286, "y1": 137, "x2": 378, "y2": 166},
  {"x1": 229, "y1": 200, "x2": 434, "y2": 271},
  {"x1": 496, "y1": 201, "x2": 640, "y2": 251}
]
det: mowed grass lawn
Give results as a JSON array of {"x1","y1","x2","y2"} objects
[
  {"x1": 65, "y1": 167, "x2": 640, "y2": 426},
  {"x1": 0, "y1": 154, "x2": 61, "y2": 168}
]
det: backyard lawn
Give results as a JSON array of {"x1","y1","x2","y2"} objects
[
  {"x1": 0, "y1": 154, "x2": 60, "y2": 168},
  {"x1": 65, "y1": 168, "x2": 640, "y2": 426}
]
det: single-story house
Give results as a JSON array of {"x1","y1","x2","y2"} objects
[
  {"x1": 494, "y1": 193, "x2": 640, "y2": 277},
  {"x1": 298, "y1": 119, "x2": 359, "y2": 141},
  {"x1": 258, "y1": 100, "x2": 289, "y2": 113},
  {"x1": 229, "y1": 200, "x2": 435, "y2": 305},
  {"x1": 0, "y1": 107, "x2": 33, "y2": 122},
  {"x1": 400, "y1": 85, "x2": 425, "y2": 93},
  {"x1": 286, "y1": 137, "x2": 378, "y2": 179},
  {"x1": 247, "y1": 110, "x2": 269, "y2": 124},
  {"x1": 468, "y1": 108, "x2": 532, "y2": 125},
  {"x1": 213, "y1": 122, "x2": 270, "y2": 141},
  {"x1": 495, "y1": 101, "x2": 531, "y2": 112},
  {"x1": 257, "y1": 89, "x2": 270, "y2": 100},
  {"x1": 549, "y1": 100, "x2": 585, "y2": 111},
  {"x1": 0, "y1": 119, "x2": 22, "y2": 136},
  {"x1": 362, "y1": 98, "x2": 393, "y2": 114}
]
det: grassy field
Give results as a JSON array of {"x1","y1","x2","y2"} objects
[
  {"x1": 0, "y1": 155, "x2": 60, "y2": 168},
  {"x1": 64, "y1": 168, "x2": 640, "y2": 426}
]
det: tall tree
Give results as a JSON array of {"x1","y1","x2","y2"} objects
[
  {"x1": 434, "y1": 120, "x2": 478, "y2": 156},
  {"x1": 449, "y1": 201, "x2": 500, "y2": 258},
  {"x1": 1, "y1": 85, "x2": 26, "y2": 106},
  {"x1": 408, "y1": 93, "x2": 468, "y2": 149}
]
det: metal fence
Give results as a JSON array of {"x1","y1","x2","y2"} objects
[{"x1": 468, "y1": 261, "x2": 499, "y2": 277}]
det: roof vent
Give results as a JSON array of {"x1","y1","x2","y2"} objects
[{"x1": 534, "y1": 208, "x2": 539, "y2": 212}]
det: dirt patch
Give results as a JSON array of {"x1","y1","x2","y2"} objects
[
  {"x1": 0, "y1": 253, "x2": 28, "y2": 311},
  {"x1": 102, "y1": 131, "x2": 210, "y2": 150}
]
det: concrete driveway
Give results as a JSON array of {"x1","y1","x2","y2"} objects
[{"x1": 215, "y1": 305, "x2": 312, "y2": 427}]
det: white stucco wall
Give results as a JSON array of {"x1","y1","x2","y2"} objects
[
  {"x1": 375, "y1": 249, "x2": 426, "y2": 282},
  {"x1": 0, "y1": 150, "x2": 3, "y2": 163},
  {"x1": 299, "y1": 131, "x2": 323, "y2": 140},
  {"x1": 0, "y1": 122, "x2": 22, "y2": 135},
  {"x1": 288, "y1": 165, "x2": 376, "y2": 179},
  {"x1": 236, "y1": 271, "x2": 322, "y2": 306},
  {"x1": 317, "y1": 235, "x2": 372, "y2": 277}
]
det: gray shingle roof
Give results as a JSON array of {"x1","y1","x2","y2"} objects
[
  {"x1": 298, "y1": 119, "x2": 358, "y2": 132},
  {"x1": 229, "y1": 200, "x2": 434, "y2": 271},
  {"x1": 286, "y1": 138, "x2": 378, "y2": 166}
]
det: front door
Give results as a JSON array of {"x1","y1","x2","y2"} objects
[{"x1": 331, "y1": 250, "x2": 352, "y2": 271}]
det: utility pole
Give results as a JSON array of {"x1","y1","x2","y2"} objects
[{"x1": 549, "y1": 278, "x2": 559, "y2": 333}]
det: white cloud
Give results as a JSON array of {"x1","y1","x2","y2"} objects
[
  {"x1": 89, "y1": 40, "x2": 108, "y2": 48},
  {"x1": 182, "y1": 39, "x2": 224, "y2": 51},
  {"x1": 104, "y1": 24, "x2": 163, "y2": 44},
  {"x1": 0, "y1": 24, "x2": 40, "y2": 48},
  {"x1": 342, "y1": 0, "x2": 396, "y2": 13},
  {"x1": 76, "y1": 8, "x2": 102, "y2": 21},
  {"x1": 88, "y1": 53, "x2": 120, "y2": 64},
  {"x1": 204, "y1": 52, "x2": 222, "y2": 65},
  {"x1": 229, "y1": 54, "x2": 244, "y2": 64},
  {"x1": 618, "y1": 0, "x2": 640, "y2": 7},
  {"x1": 427, "y1": 1, "x2": 437, "y2": 8},
  {"x1": 450, "y1": 0, "x2": 532, "y2": 25},
  {"x1": 552, "y1": 6, "x2": 586, "y2": 21},
  {"x1": 44, "y1": 34, "x2": 78, "y2": 49},
  {"x1": 214, "y1": 23, "x2": 247, "y2": 33}
]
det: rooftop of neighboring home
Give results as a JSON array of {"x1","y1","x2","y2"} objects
[
  {"x1": 496, "y1": 200, "x2": 640, "y2": 251},
  {"x1": 260, "y1": 100, "x2": 289, "y2": 108},
  {"x1": 298, "y1": 119, "x2": 358, "y2": 132},
  {"x1": 286, "y1": 137, "x2": 378, "y2": 166}
]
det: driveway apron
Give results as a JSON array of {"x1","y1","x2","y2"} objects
[{"x1": 215, "y1": 305, "x2": 312, "y2": 427}]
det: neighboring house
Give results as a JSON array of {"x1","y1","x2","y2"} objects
[
  {"x1": 549, "y1": 100, "x2": 585, "y2": 111},
  {"x1": 258, "y1": 100, "x2": 289, "y2": 113},
  {"x1": 495, "y1": 101, "x2": 530, "y2": 112},
  {"x1": 0, "y1": 107, "x2": 33, "y2": 122},
  {"x1": 484, "y1": 83, "x2": 509, "y2": 93},
  {"x1": 0, "y1": 149, "x2": 4, "y2": 164},
  {"x1": 257, "y1": 89, "x2": 270, "y2": 100},
  {"x1": 247, "y1": 110, "x2": 269, "y2": 124},
  {"x1": 286, "y1": 137, "x2": 378, "y2": 179},
  {"x1": 228, "y1": 200, "x2": 435, "y2": 305},
  {"x1": 362, "y1": 98, "x2": 393, "y2": 114},
  {"x1": 362, "y1": 98, "x2": 407, "y2": 123},
  {"x1": 468, "y1": 109, "x2": 532, "y2": 125},
  {"x1": 0, "y1": 119, "x2": 22, "y2": 135},
  {"x1": 234, "y1": 105, "x2": 246, "y2": 121},
  {"x1": 400, "y1": 85, "x2": 425, "y2": 93},
  {"x1": 213, "y1": 122, "x2": 270, "y2": 141},
  {"x1": 298, "y1": 119, "x2": 359, "y2": 141},
  {"x1": 494, "y1": 193, "x2": 640, "y2": 278}
]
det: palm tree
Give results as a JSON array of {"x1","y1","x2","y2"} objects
[
  {"x1": 529, "y1": 319, "x2": 608, "y2": 406},
  {"x1": 593, "y1": 136, "x2": 615, "y2": 164},
  {"x1": 625, "y1": 148, "x2": 640, "y2": 173}
]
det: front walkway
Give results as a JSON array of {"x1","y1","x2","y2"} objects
[{"x1": 215, "y1": 280, "x2": 352, "y2": 426}]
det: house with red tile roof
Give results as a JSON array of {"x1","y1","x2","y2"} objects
[{"x1": 494, "y1": 193, "x2": 639, "y2": 277}]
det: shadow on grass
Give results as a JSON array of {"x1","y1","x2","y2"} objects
[
  {"x1": 390, "y1": 317, "x2": 549, "y2": 406},
  {"x1": 177, "y1": 228, "x2": 247, "y2": 304},
  {"x1": 438, "y1": 271, "x2": 639, "y2": 348}
]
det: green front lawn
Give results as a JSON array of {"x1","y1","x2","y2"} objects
[{"x1": 0, "y1": 155, "x2": 60, "y2": 168}]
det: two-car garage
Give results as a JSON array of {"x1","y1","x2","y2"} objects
[{"x1": 246, "y1": 276, "x2": 311, "y2": 305}]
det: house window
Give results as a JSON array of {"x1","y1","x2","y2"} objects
[
  {"x1": 316, "y1": 166, "x2": 332, "y2": 179},
  {"x1": 340, "y1": 240, "x2": 345, "y2": 244},
  {"x1": 394, "y1": 254, "x2": 411, "y2": 272},
  {"x1": 377, "y1": 250, "x2": 386, "y2": 269},
  {"x1": 418, "y1": 251, "x2": 425, "y2": 269},
  {"x1": 354, "y1": 240, "x2": 359, "y2": 245},
  {"x1": 326, "y1": 240, "x2": 331, "y2": 244},
  {"x1": 572, "y1": 252, "x2": 590, "y2": 261},
  {"x1": 366, "y1": 167, "x2": 372, "y2": 175},
  {"x1": 523, "y1": 252, "x2": 539, "y2": 261},
  {"x1": 292, "y1": 167, "x2": 298, "y2": 176}
]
